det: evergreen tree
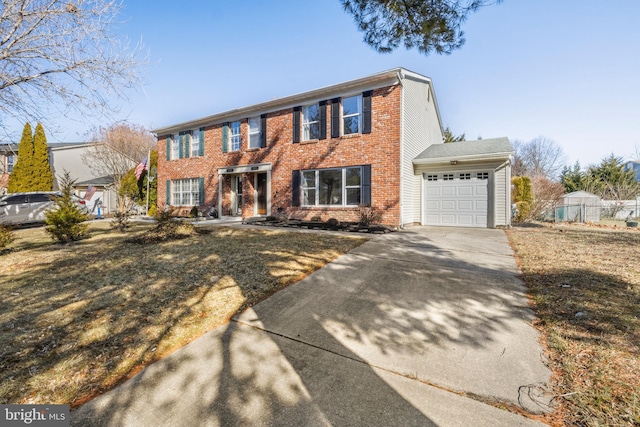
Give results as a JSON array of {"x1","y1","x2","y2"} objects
[
  {"x1": 45, "y1": 171, "x2": 88, "y2": 243},
  {"x1": 443, "y1": 126, "x2": 465, "y2": 143},
  {"x1": 7, "y1": 122, "x2": 33, "y2": 192},
  {"x1": 31, "y1": 123, "x2": 54, "y2": 191},
  {"x1": 560, "y1": 161, "x2": 586, "y2": 193},
  {"x1": 587, "y1": 154, "x2": 639, "y2": 200}
]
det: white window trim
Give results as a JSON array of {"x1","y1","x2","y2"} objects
[
  {"x1": 190, "y1": 129, "x2": 200, "y2": 157},
  {"x1": 248, "y1": 116, "x2": 261, "y2": 149},
  {"x1": 342, "y1": 94, "x2": 362, "y2": 135},
  {"x1": 171, "y1": 133, "x2": 180, "y2": 159},
  {"x1": 230, "y1": 121, "x2": 241, "y2": 151},
  {"x1": 171, "y1": 178, "x2": 200, "y2": 206},
  {"x1": 302, "y1": 166, "x2": 362, "y2": 207},
  {"x1": 302, "y1": 103, "x2": 320, "y2": 141}
]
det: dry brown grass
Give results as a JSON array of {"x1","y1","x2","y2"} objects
[
  {"x1": 0, "y1": 222, "x2": 365, "y2": 407},
  {"x1": 507, "y1": 224, "x2": 640, "y2": 426}
]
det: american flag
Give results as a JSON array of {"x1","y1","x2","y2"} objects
[
  {"x1": 135, "y1": 154, "x2": 149, "y2": 181},
  {"x1": 84, "y1": 185, "x2": 96, "y2": 201}
]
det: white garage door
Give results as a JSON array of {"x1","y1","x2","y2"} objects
[{"x1": 424, "y1": 172, "x2": 489, "y2": 227}]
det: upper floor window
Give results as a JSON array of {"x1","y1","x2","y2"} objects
[
  {"x1": 302, "y1": 104, "x2": 321, "y2": 141},
  {"x1": 230, "y1": 121, "x2": 241, "y2": 151},
  {"x1": 342, "y1": 95, "x2": 362, "y2": 135},
  {"x1": 190, "y1": 129, "x2": 201, "y2": 157},
  {"x1": 171, "y1": 133, "x2": 180, "y2": 159},
  {"x1": 248, "y1": 116, "x2": 262, "y2": 149}
]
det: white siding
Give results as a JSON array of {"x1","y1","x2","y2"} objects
[
  {"x1": 494, "y1": 161, "x2": 511, "y2": 227},
  {"x1": 400, "y1": 76, "x2": 443, "y2": 226}
]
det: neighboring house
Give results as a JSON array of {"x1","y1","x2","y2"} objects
[
  {"x1": 0, "y1": 142, "x2": 120, "y2": 214},
  {"x1": 625, "y1": 160, "x2": 640, "y2": 181},
  {"x1": 154, "y1": 68, "x2": 514, "y2": 228},
  {"x1": 0, "y1": 143, "x2": 17, "y2": 193}
]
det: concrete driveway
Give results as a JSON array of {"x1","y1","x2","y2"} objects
[{"x1": 72, "y1": 226, "x2": 552, "y2": 426}]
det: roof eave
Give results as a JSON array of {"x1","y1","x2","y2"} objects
[
  {"x1": 413, "y1": 151, "x2": 514, "y2": 166},
  {"x1": 152, "y1": 68, "x2": 412, "y2": 135}
]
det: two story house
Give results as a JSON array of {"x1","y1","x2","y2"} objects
[{"x1": 154, "y1": 68, "x2": 513, "y2": 228}]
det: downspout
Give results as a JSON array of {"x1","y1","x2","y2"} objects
[
  {"x1": 506, "y1": 155, "x2": 513, "y2": 226},
  {"x1": 397, "y1": 70, "x2": 405, "y2": 229}
]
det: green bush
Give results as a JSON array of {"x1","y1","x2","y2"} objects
[
  {"x1": 0, "y1": 225, "x2": 14, "y2": 250},
  {"x1": 45, "y1": 171, "x2": 88, "y2": 243},
  {"x1": 189, "y1": 206, "x2": 199, "y2": 218}
]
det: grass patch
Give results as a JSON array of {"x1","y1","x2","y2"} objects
[
  {"x1": 0, "y1": 222, "x2": 366, "y2": 407},
  {"x1": 507, "y1": 225, "x2": 640, "y2": 426}
]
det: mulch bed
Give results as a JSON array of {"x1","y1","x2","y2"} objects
[{"x1": 246, "y1": 218, "x2": 396, "y2": 234}]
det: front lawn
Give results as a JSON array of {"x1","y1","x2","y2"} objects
[
  {"x1": 507, "y1": 225, "x2": 640, "y2": 426},
  {"x1": 0, "y1": 222, "x2": 365, "y2": 407}
]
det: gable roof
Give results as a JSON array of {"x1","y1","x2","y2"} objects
[
  {"x1": 152, "y1": 67, "x2": 442, "y2": 136},
  {"x1": 413, "y1": 137, "x2": 514, "y2": 165}
]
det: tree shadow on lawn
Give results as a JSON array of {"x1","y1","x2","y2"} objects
[
  {"x1": 521, "y1": 268, "x2": 640, "y2": 352},
  {"x1": 70, "y1": 228, "x2": 555, "y2": 425},
  {"x1": 0, "y1": 226, "x2": 361, "y2": 407}
]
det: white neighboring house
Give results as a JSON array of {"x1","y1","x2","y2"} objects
[{"x1": 0, "y1": 142, "x2": 128, "y2": 215}]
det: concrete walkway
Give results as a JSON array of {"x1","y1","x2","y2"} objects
[{"x1": 72, "y1": 227, "x2": 552, "y2": 426}]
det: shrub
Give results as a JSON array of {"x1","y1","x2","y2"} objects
[
  {"x1": 110, "y1": 199, "x2": 136, "y2": 232},
  {"x1": 0, "y1": 225, "x2": 14, "y2": 250},
  {"x1": 45, "y1": 171, "x2": 89, "y2": 243},
  {"x1": 189, "y1": 206, "x2": 199, "y2": 218},
  {"x1": 310, "y1": 215, "x2": 322, "y2": 222},
  {"x1": 511, "y1": 176, "x2": 534, "y2": 222},
  {"x1": 357, "y1": 205, "x2": 383, "y2": 226}
]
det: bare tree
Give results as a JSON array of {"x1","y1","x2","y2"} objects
[
  {"x1": 513, "y1": 136, "x2": 566, "y2": 180},
  {"x1": 0, "y1": 0, "x2": 145, "y2": 131},
  {"x1": 82, "y1": 122, "x2": 155, "y2": 212},
  {"x1": 528, "y1": 175, "x2": 565, "y2": 221}
]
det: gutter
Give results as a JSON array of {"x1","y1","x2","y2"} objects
[{"x1": 413, "y1": 151, "x2": 514, "y2": 166}]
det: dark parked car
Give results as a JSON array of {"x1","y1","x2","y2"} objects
[{"x1": 0, "y1": 192, "x2": 88, "y2": 225}]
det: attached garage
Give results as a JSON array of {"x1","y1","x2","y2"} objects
[{"x1": 414, "y1": 138, "x2": 514, "y2": 229}]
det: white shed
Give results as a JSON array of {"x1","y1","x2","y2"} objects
[{"x1": 558, "y1": 191, "x2": 601, "y2": 222}]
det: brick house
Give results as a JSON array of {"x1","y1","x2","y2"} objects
[{"x1": 154, "y1": 68, "x2": 513, "y2": 228}]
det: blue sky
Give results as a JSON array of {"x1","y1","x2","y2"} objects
[{"x1": 27, "y1": 1, "x2": 640, "y2": 168}]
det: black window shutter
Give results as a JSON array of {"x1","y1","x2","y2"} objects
[
  {"x1": 292, "y1": 107, "x2": 301, "y2": 143},
  {"x1": 166, "y1": 180, "x2": 171, "y2": 206},
  {"x1": 292, "y1": 170, "x2": 301, "y2": 207},
  {"x1": 199, "y1": 177, "x2": 204, "y2": 206},
  {"x1": 363, "y1": 90, "x2": 372, "y2": 134},
  {"x1": 199, "y1": 127, "x2": 205, "y2": 156},
  {"x1": 362, "y1": 165, "x2": 371, "y2": 206},
  {"x1": 319, "y1": 100, "x2": 327, "y2": 140},
  {"x1": 331, "y1": 97, "x2": 340, "y2": 138},
  {"x1": 260, "y1": 114, "x2": 267, "y2": 148},
  {"x1": 222, "y1": 123, "x2": 229, "y2": 153},
  {"x1": 179, "y1": 132, "x2": 185, "y2": 159},
  {"x1": 166, "y1": 136, "x2": 170, "y2": 160}
]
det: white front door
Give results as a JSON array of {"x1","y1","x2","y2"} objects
[{"x1": 424, "y1": 171, "x2": 489, "y2": 228}]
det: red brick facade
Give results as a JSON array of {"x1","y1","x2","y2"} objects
[{"x1": 158, "y1": 84, "x2": 403, "y2": 225}]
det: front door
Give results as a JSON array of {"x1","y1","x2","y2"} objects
[{"x1": 257, "y1": 173, "x2": 267, "y2": 215}]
